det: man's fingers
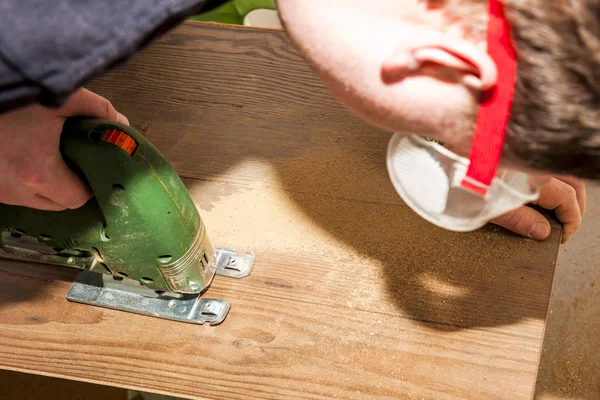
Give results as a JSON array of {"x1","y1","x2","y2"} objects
[
  {"x1": 535, "y1": 179, "x2": 582, "y2": 244},
  {"x1": 59, "y1": 88, "x2": 117, "y2": 121},
  {"x1": 490, "y1": 206, "x2": 551, "y2": 240},
  {"x1": 50, "y1": 88, "x2": 128, "y2": 209},
  {"x1": 1, "y1": 194, "x2": 66, "y2": 211},
  {"x1": 117, "y1": 112, "x2": 129, "y2": 125},
  {"x1": 34, "y1": 88, "x2": 129, "y2": 211},
  {"x1": 34, "y1": 156, "x2": 94, "y2": 209},
  {"x1": 58, "y1": 88, "x2": 130, "y2": 126},
  {"x1": 554, "y1": 175, "x2": 587, "y2": 216}
]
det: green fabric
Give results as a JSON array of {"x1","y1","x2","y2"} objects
[{"x1": 190, "y1": 0, "x2": 276, "y2": 25}]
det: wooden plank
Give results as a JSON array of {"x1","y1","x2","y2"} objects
[{"x1": 0, "y1": 22, "x2": 560, "y2": 400}]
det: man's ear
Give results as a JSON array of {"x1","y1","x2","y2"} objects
[{"x1": 381, "y1": 36, "x2": 497, "y2": 92}]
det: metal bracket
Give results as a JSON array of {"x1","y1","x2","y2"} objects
[
  {"x1": 215, "y1": 248, "x2": 255, "y2": 279},
  {"x1": 66, "y1": 270, "x2": 231, "y2": 325},
  {"x1": 65, "y1": 247, "x2": 255, "y2": 325}
]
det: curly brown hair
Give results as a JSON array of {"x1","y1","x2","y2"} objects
[{"x1": 436, "y1": 0, "x2": 600, "y2": 179}]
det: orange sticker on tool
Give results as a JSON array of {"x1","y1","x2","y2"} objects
[{"x1": 101, "y1": 128, "x2": 137, "y2": 155}]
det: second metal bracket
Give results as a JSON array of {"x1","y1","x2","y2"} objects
[{"x1": 215, "y1": 248, "x2": 255, "y2": 279}]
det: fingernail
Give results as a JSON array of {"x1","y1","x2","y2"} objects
[
  {"x1": 117, "y1": 112, "x2": 130, "y2": 126},
  {"x1": 529, "y1": 222, "x2": 549, "y2": 240}
]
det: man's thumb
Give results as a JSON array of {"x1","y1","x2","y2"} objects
[
  {"x1": 59, "y1": 88, "x2": 129, "y2": 125},
  {"x1": 36, "y1": 156, "x2": 94, "y2": 210},
  {"x1": 490, "y1": 206, "x2": 551, "y2": 240}
]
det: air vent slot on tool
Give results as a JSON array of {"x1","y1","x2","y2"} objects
[
  {"x1": 157, "y1": 255, "x2": 173, "y2": 264},
  {"x1": 140, "y1": 277, "x2": 154, "y2": 285},
  {"x1": 38, "y1": 234, "x2": 53, "y2": 243},
  {"x1": 101, "y1": 224, "x2": 110, "y2": 241},
  {"x1": 11, "y1": 228, "x2": 26, "y2": 238}
]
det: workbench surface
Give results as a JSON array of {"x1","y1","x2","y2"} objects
[{"x1": 0, "y1": 22, "x2": 560, "y2": 400}]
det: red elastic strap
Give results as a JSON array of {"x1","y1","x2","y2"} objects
[{"x1": 460, "y1": 0, "x2": 517, "y2": 196}]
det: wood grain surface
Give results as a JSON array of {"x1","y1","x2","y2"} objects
[{"x1": 0, "y1": 22, "x2": 561, "y2": 400}]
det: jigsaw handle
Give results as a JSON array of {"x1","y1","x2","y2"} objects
[{"x1": 0, "y1": 118, "x2": 216, "y2": 294}]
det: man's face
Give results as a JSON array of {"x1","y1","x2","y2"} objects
[
  {"x1": 277, "y1": 0, "x2": 496, "y2": 159},
  {"x1": 276, "y1": 0, "x2": 588, "y2": 244}
]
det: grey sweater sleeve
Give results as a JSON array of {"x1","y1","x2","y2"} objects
[{"x1": 0, "y1": 0, "x2": 226, "y2": 113}]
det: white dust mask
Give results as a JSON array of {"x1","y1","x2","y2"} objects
[{"x1": 386, "y1": 0, "x2": 542, "y2": 232}]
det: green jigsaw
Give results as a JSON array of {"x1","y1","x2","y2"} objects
[{"x1": 0, "y1": 118, "x2": 254, "y2": 325}]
